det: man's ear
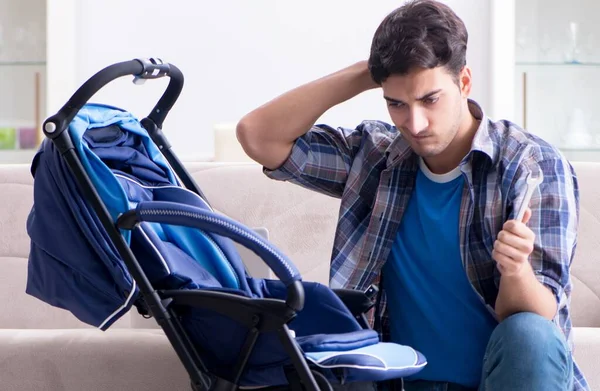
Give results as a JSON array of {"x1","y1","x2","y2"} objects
[{"x1": 459, "y1": 66, "x2": 472, "y2": 97}]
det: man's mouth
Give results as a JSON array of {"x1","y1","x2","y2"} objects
[{"x1": 413, "y1": 134, "x2": 432, "y2": 140}]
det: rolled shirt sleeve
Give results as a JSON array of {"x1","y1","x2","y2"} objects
[
  {"x1": 264, "y1": 121, "x2": 395, "y2": 199},
  {"x1": 503, "y1": 156, "x2": 579, "y2": 316}
]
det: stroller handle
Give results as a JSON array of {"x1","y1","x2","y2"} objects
[{"x1": 43, "y1": 58, "x2": 183, "y2": 140}]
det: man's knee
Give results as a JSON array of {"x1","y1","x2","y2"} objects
[
  {"x1": 487, "y1": 312, "x2": 567, "y2": 360},
  {"x1": 482, "y1": 312, "x2": 573, "y2": 389}
]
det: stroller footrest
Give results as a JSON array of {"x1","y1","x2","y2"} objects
[
  {"x1": 296, "y1": 329, "x2": 379, "y2": 353},
  {"x1": 304, "y1": 342, "x2": 427, "y2": 383}
]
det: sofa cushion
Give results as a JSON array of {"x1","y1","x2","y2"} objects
[
  {"x1": 0, "y1": 328, "x2": 188, "y2": 391},
  {"x1": 573, "y1": 327, "x2": 600, "y2": 390},
  {"x1": 0, "y1": 165, "x2": 34, "y2": 261},
  {"x1": 570, "y1": 162, "x2": 600, "y2": 327}
]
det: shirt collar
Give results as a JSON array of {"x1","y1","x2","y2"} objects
[{"x1": 467, "y1": 99, "x2": 497, "y2": 165}]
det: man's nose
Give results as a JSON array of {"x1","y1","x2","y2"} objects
[{"x1": 404, "y1": 108, "x2": 429, "y2": 136}]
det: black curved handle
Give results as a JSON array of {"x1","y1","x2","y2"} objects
[
  {"x1": 43, "y1": 58, "x2": 183, "y2": 140},
  {"x1": 116, "y1": 201, "x2": 306, "y2": 312}
]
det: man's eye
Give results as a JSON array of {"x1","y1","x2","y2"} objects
[
  {"x1": 388, "y1": 102, "x2": 404, "y2": 108},
  {"x1": 424, "y1": 97, "x2": 439, "y2": 104}
]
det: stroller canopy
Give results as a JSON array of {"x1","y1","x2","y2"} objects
[
  {"x1": 27, "y1": 103, "x2": 253, "y2": 329},
  {"x1": 27, "y1": 104, "x2": 159, "y2": 328}
]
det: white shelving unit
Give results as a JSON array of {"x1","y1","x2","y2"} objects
[
  {"x1": 0, "y1": 0, "x2": 47, "y2": 163},
  {"x1": 511, "y1": 0, "x2": 600, "y2": 161}
]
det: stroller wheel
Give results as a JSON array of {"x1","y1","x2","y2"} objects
[{"x1": 310, "y1": 370, "x2": 333, "y2": 391}]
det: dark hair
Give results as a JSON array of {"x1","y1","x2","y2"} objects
[{"x1": 368, "y1": 0, "x2": 468, "y2": 84}]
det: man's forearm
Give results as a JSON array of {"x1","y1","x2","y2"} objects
[
  {"x1": 495, "y1": 263, "x2": 557, "y2": 322},
  {"x1": 236, "y1": 61, "x2": 378, "y2": 169}
]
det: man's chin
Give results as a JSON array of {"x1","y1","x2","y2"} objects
[{"x1": 410, "y1": 145, "x2": 442, "y2": 158}]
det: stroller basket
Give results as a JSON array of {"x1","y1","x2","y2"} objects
[{"x1": 26, "y1": 58, "x2": 426, "y2": 390}]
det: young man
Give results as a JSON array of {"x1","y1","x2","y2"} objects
[{"x1": 236, "y1": 1, "x2": 587, "y2": 390}]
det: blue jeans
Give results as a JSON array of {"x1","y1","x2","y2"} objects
[{"x1": 401, "y1": 312, "x2": 573, "y2": 391}]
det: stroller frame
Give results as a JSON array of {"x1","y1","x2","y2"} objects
[{"x1": 41, "y1": 59, "x2": 378, "y2": 391}]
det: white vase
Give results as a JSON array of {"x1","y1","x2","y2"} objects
[{"x1": 563, "y1": 108, "x2": 592, "y2": 148}]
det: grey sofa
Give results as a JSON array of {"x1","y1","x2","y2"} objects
[{"x1": 0, "y1": 161, "x2": 598, "y2": 390}]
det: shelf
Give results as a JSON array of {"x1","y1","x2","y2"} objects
[
  {"x1": 0, "y1": 149, "x2": 38, "y2": 164},
  {"x1": 516, "y1": 61, "x2": 600, "y2": 67},
  {"x1": 558, "y1": 146, "x2": 600, "y2": 152},
  {"x1": 0, "y1": 61, "x2": 46, "y2": 66}
]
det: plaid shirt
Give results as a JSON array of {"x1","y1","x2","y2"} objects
[{"x1": 264, "y1": 100, "x2": 587, "y2": 390}]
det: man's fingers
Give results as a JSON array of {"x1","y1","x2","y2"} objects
[
  {"x1": 492, "y1": 248, "x2": 515, "y2": 267},
  {"x1": 502, "y1": 220, "x2": 535, "y2": 241},
  {"x1": 496, "y1": 231, "x2": 535, "y2": 254},
  {"x1": 493, "y1": 240, "x2": 525, "y2": 261}
]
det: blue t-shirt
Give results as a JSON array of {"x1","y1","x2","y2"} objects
[{"x1": 382, "y1": 159, "x2": 498, "y2": 388}]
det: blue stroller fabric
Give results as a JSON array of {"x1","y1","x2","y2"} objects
[{"x1": 26, "y1": 104, "x2": 426, "y2": 387}]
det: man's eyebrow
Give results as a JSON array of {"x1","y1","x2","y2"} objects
[
  {"x1": 383, "y1": 96, "x2": 403, "y2": 104},
  {"x1": 417, "y1": 89, "x2": 442, "y2": 101},
  {"x1": 383, "y1": 89, "x2": 442, "y2": 104}
]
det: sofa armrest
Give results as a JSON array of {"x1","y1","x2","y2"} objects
[{"x1": 573, "y1": 327, "x2": 600, "y2": 391}]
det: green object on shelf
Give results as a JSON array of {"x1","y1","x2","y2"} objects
[{"x1": 0, "y1": 127, "x2": 17, "y2": 149}]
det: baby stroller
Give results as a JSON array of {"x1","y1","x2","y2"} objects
[{"x1": 26, "y1": 58, "x2": 426, "y2": 390}]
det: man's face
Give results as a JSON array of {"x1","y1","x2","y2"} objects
[{"x1": 381, "y1": 66, "x2": 470, "y2": 159}]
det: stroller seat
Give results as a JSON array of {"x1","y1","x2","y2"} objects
[{"x1": 26, "y1": 59, "x2": 426, "y2": 390}]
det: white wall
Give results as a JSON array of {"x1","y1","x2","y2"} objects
[{"x1": 49, "y1": 0, "x2": 492, "y2": 161}]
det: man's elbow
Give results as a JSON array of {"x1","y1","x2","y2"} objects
[
  {"x1": 495, "y1": 302, "x2": 557, "y2": 323},
  {"x1": 236, "y1": 117, "x2": 293, "y2": 170},
  {"x1": 495, "y1": 305, "x2": 520, "y2": 323},
  {"x1": 235, "y1": 116, "x2": 262, "y2": 161}
]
